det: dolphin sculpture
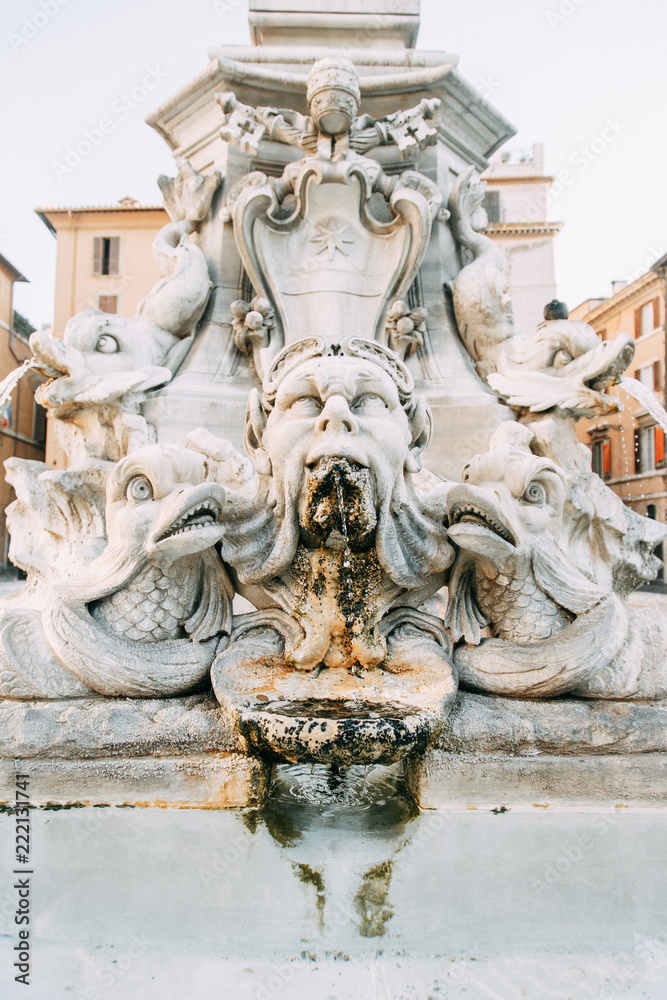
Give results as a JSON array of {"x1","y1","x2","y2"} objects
[
  {"x1": 38, "y1": 442, "x2": 233, "y2": 698},
  {"x1": 448, "y1": 168, "x2": 635, "y2": 418},
  {"x1": 29, "y1": 217, "x2": 213, "y2": 463},
  {"x1": 444, "y1": 423, "x2": 629, "y2": 697}
]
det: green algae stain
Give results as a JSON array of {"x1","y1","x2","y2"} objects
[
  {"x1": 354, "y1": 860, "x2": 394, "y2": 937},
  {"x1": 292, "y1": 862, "x2": 326, "y2": 930}
]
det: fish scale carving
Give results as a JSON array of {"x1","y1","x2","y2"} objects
[
  {"x1": 91, "y1": 558, "x2": 201, "y2": 643},
  {"x1": 476, "y1": 572, "x2": 571, "y2": 644}
]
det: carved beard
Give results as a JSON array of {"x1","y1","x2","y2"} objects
[
  {"x1": 222, "y1": 449, "x2": 453, "y2": 590},
  {"x1": 377, "y1": 470, "x2": 453, "y2": 589}
]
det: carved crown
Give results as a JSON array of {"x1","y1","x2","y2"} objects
[
  {"x1": 261, "y1": 335, "x2": 415, "y2": 410},
  {"x1": 306, "y1": 57, "x2": 361, "y2": 104}
]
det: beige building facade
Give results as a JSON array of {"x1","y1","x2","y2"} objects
[
  {"x1": 482, "y1": 144, "x2": 562, "y2": 333},
  {"x1": 37, "y1": 197, "x2": 169, "y2": 336},
  {"x1": 573, "y1": 266, "x2": 667, "y2": 569},
  {"x1": 37, "y1": 198, "x2": 170, "y2": 467},
  {"x1": 0, "y1": 253, "x2": 46, "y2": 567}
]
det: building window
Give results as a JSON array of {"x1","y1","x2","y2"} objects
[
  {"x1": 482, "y1": 190, "x2": 503, "y2": 224},
  {"x1": 93, "y1": 237, "x2": 120, "y2": 276},
  {"x1": 98, "y1": 294, "x2": 118, "y2": 314},
  {"x1": 634, "y1": 425, "x2": 664, "y2": 472},
  {"x1": 634, "y1": 361, "x2": 663, "y2": 392},
  {"x1": 592, "y1": 438, "x2": 611, "y2": 480},
  {"x1": 635, "y1": 427, "x2": 650, "y2": 472},
  {"x1": 634, "y1": 298, "x2": 660, "y2": 338},
  {"x1": 32, "y1": 401, "x2": 47, "y2": 445}
]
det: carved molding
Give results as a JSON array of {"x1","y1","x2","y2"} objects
[{"x1": 230, "y1": 156, "x2": 441, "y2": 368}]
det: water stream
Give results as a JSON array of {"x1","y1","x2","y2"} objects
[
  {"x1": 619, "y1": 375, "x2": 667, "y2": 432},
  {"x1": 333, "y1": 467, "x2": 355, "y2": 628},
  {"x1": 0, "y1": 358, "x2": 54, "y2": 409}
]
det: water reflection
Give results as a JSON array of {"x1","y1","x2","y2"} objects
[{"x1": 242, "y1": 762, "x2": 418, "y2": 942}]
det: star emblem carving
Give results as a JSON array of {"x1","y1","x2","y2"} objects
[{"x1": 310, "y1": 218, "x2": 354, "y2": 260}]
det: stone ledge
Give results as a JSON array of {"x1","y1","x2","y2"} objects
[
  {"x1": 0, "y1": 753, "x2": 270, "y2": 809},
  {"x1": 0, "y1": 693, "x2": 239, "y2": 760},
  {"x1": 406, "y1": 751, "x2": 667, "y2": 810},
  {"x1": 436, "y1": 693, "x2": 667, "y2": 756},
  {"x1": 2, "y1": 692, "x2": 667, "y2": 761}
]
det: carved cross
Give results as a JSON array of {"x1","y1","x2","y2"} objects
[{"x1": 221, "y1": 110, "x2": 266, "y2": 157}]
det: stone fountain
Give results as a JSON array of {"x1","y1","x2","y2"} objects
[
  {"x1": 2, "y1": 5, "x2": 667, "y2": 994},
  {"x1": 3, "y1": 0, "x2": 667, "y2": 799}
]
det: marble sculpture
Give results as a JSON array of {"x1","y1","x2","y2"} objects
[{"x1": 3, "y1": 55, "x2": 666, "y2": 765}]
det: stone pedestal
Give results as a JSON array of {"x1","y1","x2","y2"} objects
[
  {"x1": 3, "y1": 692, "x2": 666, "y2": 810},
  {"x1": 143, "y1": 4, "x2": 517, "y2": 479}
]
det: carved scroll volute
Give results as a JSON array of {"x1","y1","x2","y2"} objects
[
  {"x1": 230, "y1": 173, "x2": 284, "y2": 377},
  {"x1": 382, "y1": 170, "x2": 442, "y2": 347},
  {"x1": 229, "y1": 158, "x2": 441, "y2": 370}
]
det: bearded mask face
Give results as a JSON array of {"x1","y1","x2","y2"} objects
[
  {"x1": 235, "y1": 345, "x2": 452, "y2": 588},
  {"x1": 249, "y1": 356, "x2": 420, "y2": 517}
]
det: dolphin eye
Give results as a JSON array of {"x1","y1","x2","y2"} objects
[
  {"x1": 551, "y1": 349, "x2": 573, "y2": 368},
  {"x1": 126, "y1": 475, "x2": 153, "y2": 504},
  {"x1": 522, "y1": 482, "x2": 546, "y2": 505},
  {"x1": 96, "y1": 335, "x2": 119, "y2": 354}
]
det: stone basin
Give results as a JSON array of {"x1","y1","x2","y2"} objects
[
  {"x1": 213, "y1": 660, "x2": 454, "y2": 766},
  {"x1": 237, "y1": 697, "x2": 433, "y2": 765}
]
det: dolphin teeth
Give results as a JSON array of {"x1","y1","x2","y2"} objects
[
  {"x1": 157, "y1": 499, "x2": 221, "y2": 542},
  {"x1": 451, "y1": 503, "x2": 515, "y2": 545}
]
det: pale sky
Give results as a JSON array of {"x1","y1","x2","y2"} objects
[{"x1": 2, "y1": 0, "x2": 666, "y2": 327}]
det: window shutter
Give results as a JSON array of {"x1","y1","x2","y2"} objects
[
  {"x1": 602, "y1": 440, "x2": 611, "y2": 476},
  {"x1": 32, "y1": 401, "x2": 47, "y2": 444},
  {"x1": 93, "y1": 237, "x2": 103, "y2": 275},
  {"x1": 654, "y1": 361, "x2": 662, "y2": 391},
  {"x1": 482, "y1": 190, "x2": 502, "y2": 224},
  {"x1": 634, "y1": 428, "x2": 642, "y2": 473},
  {"x1": 655, "y1": 428, "x2": 665, "y2": 466},
  {"x1": 108, "y1": 237, "x2": 120, "y2": 277},
  {"x1": 98, "y1": 295, "x2": 118, "y2": 314},
  {"x1": 598, "y1": 328, "x2": 607, "y2": 342},
  {"x1": 591, "y1": 441, "x2": 601, "y2": 477},
  {"x1": 653, "y1": 297, "x2": 661, "y2": 329}
]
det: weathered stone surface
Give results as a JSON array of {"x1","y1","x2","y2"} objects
[
  {"x1": 4, "y1": 4, "x2": 667, "y2": 774},
  {"x1": 407, "y1": 751, "x2": 667, "y2": 810},
  {"x1": 28, "y1": 200, "x2": 215, "y2": 467},
  {"x1": 449, "y1": 168, "x2": 635, "y2": 421},
  {"x1": 0, "y1": 753, "x2": 269, "y2": 809},
  {"x1": 4, "y1": 691, "x2": 667, "y2": 764},
  {"x1": 435, "y1": 692, "x2": 667, "y2": 756},
  {"x1": 446, "y1": 422, "x2": 666, "y2": 700},
  {"x1": 0, "y1": 694, "x2": 240, "y2": 760}
]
